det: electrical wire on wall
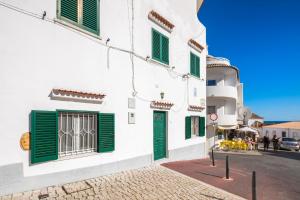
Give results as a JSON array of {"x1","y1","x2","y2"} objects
[
  {"x1": 0, "y1": 0, "x2": 195, "y2": 104},
  {"x1": 129, "y1": 0, "x2": 138, "y2": 97}
]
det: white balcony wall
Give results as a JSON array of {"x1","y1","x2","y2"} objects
[
  {"x1": 207, "y1": 67, "x2": 238, "y2": 87},
  {"x1": 207, "y1": 98, "x2": 237, "y2": 126},
  {"x1": 207, "y1": 86, "x2": 238, "y2": 99}
]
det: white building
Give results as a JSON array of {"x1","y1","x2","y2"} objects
[
  {"x1": 0, "y1": 0, "x2": 207, "y2": 195},
  {"x1": 205, "y1": 55, "x2": 244, "y2": 146},
  {"x1": 263, "y1": 122, "x2": 300, "y2": 140}
]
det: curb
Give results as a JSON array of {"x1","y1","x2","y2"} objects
[{"x1": 214, "y1": 150, "x2": 262, "y2": 156}]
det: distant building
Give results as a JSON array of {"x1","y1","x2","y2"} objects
[
  {"x1": 248, "y1": 113, "x2": 264, "y2": 135},
  {"x1": 263, "y1": 122, "x2": 300, "y2": 140}
]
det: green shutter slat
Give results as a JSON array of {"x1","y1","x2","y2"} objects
[
  {"x1": 61, "y1": 0, "x2": 78, "y2": 23},
  {"x1": 199, "y1": 117, "x2": 205, "y2": 137},
  {"x1": 98, "y1": 113, "x2": 115, "y2": 152},
  {"x1": 196, "y1": 56, "x2": 200, "y2": 77},
  {"x1": 161, "y1": 35, "x2": 169, "y2": 64},
  {"x1": 185, "y1": 116, "x2": 191, "y2": 139},
  {"x1": 152, "y1": 29, "x2": 161, "y2": 61},
  {"x1": 191, "y1": 52, "x2": 200, "y2": 77},
  {"x1": 83, "y1": 0, "x2": 99, "y2": 33},
  {"x1": 190, "y1": 53, "x2": 195, "y2": 75},
  {"x1": 30, "y1": 111, "x2": 58, "y2": 164}
]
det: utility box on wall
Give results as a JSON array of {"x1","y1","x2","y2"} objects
[
  {"x1": 128, "y1": 112, "x2": 135, "y2": 124},
  {"x1": 128, "y1": 98, "x2": 136, "y2": 109}
]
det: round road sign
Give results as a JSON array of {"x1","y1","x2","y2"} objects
[{"x1": 210, "y1": 113, "x2": 218, "y2": 121}]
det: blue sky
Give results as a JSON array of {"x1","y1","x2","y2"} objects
[{"x1": 198, "y1": 0, "x2": 300, "y2": 121}]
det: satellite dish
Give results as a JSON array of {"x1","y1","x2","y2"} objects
[{"x1": 238, "y1": 107, "x2": 252, "y2": 124}]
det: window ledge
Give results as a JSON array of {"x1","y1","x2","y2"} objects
[
  {"x1": 189, "y1": 74, "x2": 205, "y2": 81},
  {"x1": 54, "y1": 18, "x2": 102, "y2": 41},
  {"x1": 57, "y1": 152, "x2": 99, "y2": 162},
  {"x1": 149, "y1": 58, "x2": 170, "y2": 68}
]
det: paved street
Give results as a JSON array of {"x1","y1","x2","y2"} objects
[
  {"x1": 0, "y1": 165, "x2": 244, "y2": 200},
  {"x1": 163, "y1": 150, "x2": 300, "y2": 200}
]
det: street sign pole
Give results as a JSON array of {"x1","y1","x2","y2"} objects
[{"x1": 209, "y1": 113, "x2": 218, "y2": 149}]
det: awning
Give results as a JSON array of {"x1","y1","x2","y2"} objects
[
  {"x1": 218, "y1": 125, "x2": 238, "y2": 130},
  {"x1": 237, "y1": 127, "x2": 258, "y2": 134}
]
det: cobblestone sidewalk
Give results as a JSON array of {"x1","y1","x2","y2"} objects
[{"x1": 1, "y1": 165, "x2": 245, "y2": 200}]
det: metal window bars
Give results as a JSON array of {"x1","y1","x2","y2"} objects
[{"x1": 58, "y1": 112, "x2": 97, "y2": 157}]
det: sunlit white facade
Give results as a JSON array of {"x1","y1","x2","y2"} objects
[{"x1": 206, "y1": 55, "x2": 244, "y2": 146}]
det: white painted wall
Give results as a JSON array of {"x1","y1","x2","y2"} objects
[{"x1": 0, "y1": 0, "x2": 207, "y2": 177}]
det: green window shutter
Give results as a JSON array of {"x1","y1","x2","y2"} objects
[
  {"x1": 98, "y1": 113, "x2": 115, "y2": 152},
  {"x1": 60, "y1": 0, "x2": 78, "y2": 23},
  {"x1": 161, "y1": 35, "x2": 169, "y2": 64},
  {"x1": 185, "y1": 116, "x2": 191, "y2": 139},
  {"x1": 152, "y1": 29, "x2": 161, "y2": 61},
  {"x1": 199, "y1": 117, "x2": 205, "y2": 137},
  {"x1": 83, "y1": 0, "x2": 99, "y2": 34},
  {"x1": 190, "y1": 53, "x2": 195, "y2": 75},
  {"x1": 196, "y1": 56, "x2": 200, "y2": 77},
  {"x1": 190, "y1": 52, "x2": 200, "y2": 77},
  {"x1": 30, "y1": 111, "x2": 58, "y2": 164}
]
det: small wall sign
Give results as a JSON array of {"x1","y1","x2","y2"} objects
[{"x1": 20, "y1": 132, "x2": 30, "y2": 151}]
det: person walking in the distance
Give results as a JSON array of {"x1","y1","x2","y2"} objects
[
  {"x1": 263, "y1": 136, "x2": 270, "y2": 151},
  {"x1": 272, "y1": 135, "x2": 280, "y2": 151}
]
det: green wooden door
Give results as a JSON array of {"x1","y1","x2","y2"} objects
[{"x1": 153, "y1": 111, "x2": 167, "y2": 160}]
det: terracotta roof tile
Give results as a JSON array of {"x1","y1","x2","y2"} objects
[
  {"x1": 188, "y1": 39, "x2": 205, "y2": 52},
  {"x1": 188, "y1": 105, "x2": 205, "y2": 112},
  {"x1": 263, "y1": 122, "x2": 300, "y2": 129},
  {"x1": 52, "y1": 89, "x2": 105, "y2": 100},
  {"x1": 151, "y1": 101, "x2": 174, "y2": 110},
  {"x1": 148, "y1": 10, "x2": 175, "y2": 32},
  {"x1": 250, "y1": 113, "x2": 264, "y2": 119}
]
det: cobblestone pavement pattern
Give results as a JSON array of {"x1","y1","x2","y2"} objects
[{"x1": 0, "y1": 166, "x2": 245, "y2": 200}]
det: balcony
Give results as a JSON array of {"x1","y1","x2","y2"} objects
[
  {"x1": 207, "y1": 114, "x2": 237, "y2": 126},
  {"x1": 207, "y1": 86, "x2": 237, "y2": 99}
]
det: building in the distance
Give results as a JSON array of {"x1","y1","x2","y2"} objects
[
  {"x1": 0, "y1": 0, "x2": 207, "y2": 195},
  {"x1": 262, "y1": 122, "x2": 300, "y2": 140},
  {"x1": 248, "y1": 113, "x2": 264, "y2": 134},
  {"x1": 206, "y1": 55, "x2": 244, "y2": 147}
]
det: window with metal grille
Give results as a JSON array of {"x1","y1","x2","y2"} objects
[
  {"x1": 58, "y1": 112, "x2": 97, "y2": 157},
  {"x1": 191, "y1": 116, "x2": 199, "y2": 136},
  {"x1": 58, "y1": 0, "x2": 99, "y2": 35},
  {"x1": 190, "y1": 52, "x2": 200, "y2": 77},
  {"x1": 152, "y1": 29, "x2": 169, "y2": 65}
]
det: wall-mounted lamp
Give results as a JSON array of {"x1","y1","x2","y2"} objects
[
  {"x1": 160, "y1": 91, "x2": 165, "y2": 100},
  {"x1": 42, "y1": 11, "x2": 46, "y2": 20},
  {"x1": 106, "y1": 38, "x2": 110, "y2": 45}
]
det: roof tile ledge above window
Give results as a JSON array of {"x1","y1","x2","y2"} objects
[
  {"x1": 150, "y1": 100, "x2": 174, "y2": 110},
  {"x1": 148, "y1": 10, "x2": 175, "y2": 33},
  {"x1": 188, "y1": 105, "x2": 205, "y2": 112},
  {"x1": 50, "y1": 89, "x2": 105, "y2": 104},
  {"x1": 188, "y1": 39, "x2": 205, "y2": 53}
]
